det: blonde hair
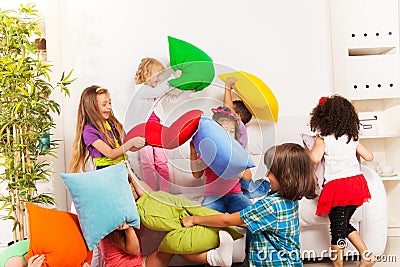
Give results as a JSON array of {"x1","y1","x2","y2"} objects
[
  {"x1": 69, "y1": 85, "x2": 124, "y2": 173},
  {"x1": 134, "y1": 57, "x2": 165, "y2": 84}
]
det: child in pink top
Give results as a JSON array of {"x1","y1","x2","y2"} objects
[{"x1": 190, "y1": 107, "x2": 253, "y2": 213}]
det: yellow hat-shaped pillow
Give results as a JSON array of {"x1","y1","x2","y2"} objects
[{"x1": 218, "y1": 71, "x2": 279, "y2": 122}]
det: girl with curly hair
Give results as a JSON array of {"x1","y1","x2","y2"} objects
[{"x1": 309, "y1": 94, "x2": 376, "y2": 267}]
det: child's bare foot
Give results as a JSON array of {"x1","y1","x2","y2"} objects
[{"x1": 359, "y1": 252, "x2": 376, "y2": 267}]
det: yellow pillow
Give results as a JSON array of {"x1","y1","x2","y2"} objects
[{"x1": 219, "y1": 71, "x2": 279, "y2": 122}]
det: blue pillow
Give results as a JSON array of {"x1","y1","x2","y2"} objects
[
  {"x1": 60, "y1": 164, "x2": 140, "y2": 250},
  {"x1": 192, "y1": 116, "x2": 254, "y2": 179}
]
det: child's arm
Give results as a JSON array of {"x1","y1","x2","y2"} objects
[
  {"x1": 136, "y1": 70, "x2": 182, "y2": 99},
  {"x1": 182, "y1": 212, "x2": 244, "y2": 228},
  {"x1": 309, "y1": 135, "x2": 325, "y2": 163},
  {"x1": 121, "y1": 225, "x2": 141, "y2": 255},
  {"x1": 189, "y1": 141, "x2": 206, "y2": 179},
  {"x1": 223, "y1": 77, "x2": 237, "y2": 112},
  {"x1": 239, "y1": 169, "x2": 252, "y2": 181},
  {"x1": 110, "y1": 224, "x2": 141, "y2": 256},
  {"x1": 91, "y1": 137, "x2": 145, "y2": 160},
  {"x1": 356, "y1": 142, "x2": 374, "y2": 162},
  {"x1": 27, "y1": 254, "x2": 45, "y2": 267},
  {"x1": 123, "y1": 161, "x2": 154, "y2": 198}
]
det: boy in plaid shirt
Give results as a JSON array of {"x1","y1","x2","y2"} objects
[{"x1": 182, "y1": 143, "x2": 317, "y2": 266}]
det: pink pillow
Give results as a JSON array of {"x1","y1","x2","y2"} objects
[{"x1": 300, "y1": 133, "x2": 325, "y2": 189}]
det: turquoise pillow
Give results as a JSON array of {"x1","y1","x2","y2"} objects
[
  {"x1": 61, "y1": 164, "x2": 140, "y2": 250},
  {"x1": 192, "y1": 116, "x2": 255, "y2": 179},
  {"x1": 167, "y1": 36, "x2": 215, "y2": 92}
]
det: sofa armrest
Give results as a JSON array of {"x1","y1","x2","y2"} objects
[{"x1": 359, "y1": 165, "x2": 387, "y2": 255}]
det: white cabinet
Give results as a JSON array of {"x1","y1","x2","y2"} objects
[
  {"x1": 353, "y1": 99, "x2": 400, "y2": 233},
  {"x1": 330, "y1": 0, "x2": 400, "y2": 235},
  {"x1": 330, "y1": 0, "x2": 400, "y2": 99}
]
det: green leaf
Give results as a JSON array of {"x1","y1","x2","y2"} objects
[
  {"x1": 16, "y1": 51, "x2": 25, "y2": 72},
  {"x1": 0, "y1": 123, "x2": 10, "y2": 135},
  {"x1": 0, "y1": 202, "x2": 10, "y2": 211},
  {"x1": 13, "y1": 101, "x2": 23, "y2": 115},
  {"x1": 16, "y1": 85, "x2": 29, "y2": 96}
]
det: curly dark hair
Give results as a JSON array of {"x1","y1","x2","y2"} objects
[
  {"x1": 309, "y1": 95, "x2": 359, "y2": 143},
  {"x1": 233, "y1": 100, "x2": 252, "y2": 124}
]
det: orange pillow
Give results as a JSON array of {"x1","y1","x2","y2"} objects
[{"x1": 27, "y1": 204, "x2": 92, "y2": 267}]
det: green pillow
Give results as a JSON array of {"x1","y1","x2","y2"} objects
[
  {"x1": 136, "y1": 191, "x2": 243, "y2": 254},
  {"x1": 167, "y1": 36, "x2": 215, "y2": 92}
]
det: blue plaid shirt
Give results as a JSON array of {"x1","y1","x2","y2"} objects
[{"x1": 240, "y1": 193, "x2": 302, "y2": 267}]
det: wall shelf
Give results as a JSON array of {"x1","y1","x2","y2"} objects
[
  {"x1": 381, "y1": 176, "x2": 400, "y2": 181},
  {"x1": 348, "y1": 46, "x2": 396, "y2": 56},
  {"x1": 360, "y1": 134, "x2": 400, "y2": 139}
]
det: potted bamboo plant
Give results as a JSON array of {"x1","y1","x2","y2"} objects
[{"x1": 0, "y1": 4, "x2": 74, "y2": 242}]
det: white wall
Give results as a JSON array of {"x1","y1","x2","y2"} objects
[{"x1": 0, "y1": 0, "x2": 334, "y2": 243}]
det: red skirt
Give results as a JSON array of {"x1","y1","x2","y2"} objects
[{"x1": 316, "y1": 174, "x2": 371, "y2": 216}]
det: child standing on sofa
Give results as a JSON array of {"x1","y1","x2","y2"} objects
[
  {"x1": 309, "y1": 95, "x2": 376, "y2": 267},
  {"x1": 183, "y1": 143, "x2": 317, "y2": 266},
  {"x1": 129, "y1": 57, "x2": 184, "y2": 192},
  {"x1": 190, "y1": 106, "x2": 253, "y2": 213},
  {"x1": 69, "y1": 85, "x2": 146, "y2": 173},
  {"x1": 223, "y1": 76, "x2": 270, "y2": 199}
]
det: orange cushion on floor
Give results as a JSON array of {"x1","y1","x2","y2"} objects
[{"x1": 27, "y1": 204, "x2": 92, "y2": 267}]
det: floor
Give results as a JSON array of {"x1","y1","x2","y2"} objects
[
  {"x1": 175, "y1": 236, "x2": 400, "y2": 267},
  {"x1": 302, "y1": 236, "x2": 400, "y2": 267}
]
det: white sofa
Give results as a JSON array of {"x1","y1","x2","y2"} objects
[{"x1": 128, "y1": 115, "x2": 387, "y2": 265}]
